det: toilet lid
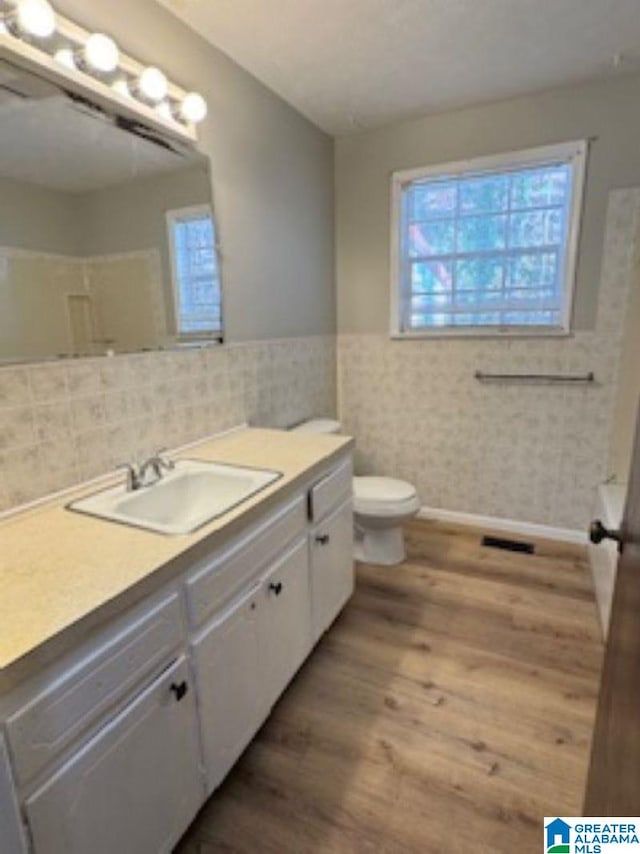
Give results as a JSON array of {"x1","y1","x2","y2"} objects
[
  {"x1": 291, "y1": 419, "x2": 341, "y2": 434},
  {"x1": 353, "y1": 476, "x2": 417, "y2": 512}
]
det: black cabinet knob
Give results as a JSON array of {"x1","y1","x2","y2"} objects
[
  {"x1": 315, "y1": 534, "x2": 330, "y2": 545},
  {"x1": 170, "y1": 681, "x2": 189, "y2": 702},
  {"x1": 589, "y1": 519, "x2": 623, "y2": 547},
  {"x1": 269, "y1": 581, "x2": 283, "y2": 596}
]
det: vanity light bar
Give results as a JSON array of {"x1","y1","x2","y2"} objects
[{"x1": 0, "y1": 0, "x2": 208, "y2": 136}]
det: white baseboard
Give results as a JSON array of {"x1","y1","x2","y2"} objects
[{"x1": 417, "y1": 506, "x2": 587, "y2": 545}]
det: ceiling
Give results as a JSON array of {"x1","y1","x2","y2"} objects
[{"x1": 156, "y1": 0, "x2": 640, "y2": 135}]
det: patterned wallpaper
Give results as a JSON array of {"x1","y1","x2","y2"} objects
[
  {"x1": 337, "y1": 189, "x2": 640, "y2": 532},
  {"x1": 0, "y1": 335, "x2": 335, "y2": 512}
]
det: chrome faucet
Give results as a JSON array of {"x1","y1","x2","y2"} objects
[
  {"x1": 139, "y1": 452, "x2": 175, "y2": 485},
  {"x1": 118, "y1": 462, "x2": 142, "y2": 492},
  {"x1": 117, "y1": 451, "x2": 175, "y2": 491}
]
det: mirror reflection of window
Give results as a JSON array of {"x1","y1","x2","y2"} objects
[{"x1": 167, "y1": 206, "x2": 223, "y2": 340}]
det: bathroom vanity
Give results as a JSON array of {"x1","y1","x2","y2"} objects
[{"x1": 0, "y1": 428, "x2": 354, "y2": 854}]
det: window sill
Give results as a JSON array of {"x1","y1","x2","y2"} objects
[
  {"x1": 390, "y1": 326, "x2": 572, "y2": 341},
  {"x1": 175, "y1": 336, "x2": 224, "y2": 348}
]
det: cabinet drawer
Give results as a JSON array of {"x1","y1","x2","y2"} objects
[
  {"x1": 7, "y1": 594, "x2": 183, "y2": 787},
  {"x1": 186, "y1": 495, "x2": 306, "y2": 627},
  {"x1": 309, "y1": 457, "x2": 352, "y2": 523}
]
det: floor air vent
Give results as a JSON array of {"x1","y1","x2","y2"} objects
[{"x1": 481, "y1": 535, "x2": 535, "y2": 555}]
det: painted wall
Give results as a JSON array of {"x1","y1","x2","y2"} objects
[
  {"x1": 336, "y1": 72, "x2": 640, "y2": 334},
  {"x1": 0, "y1": 176, "x2": 80, "y2": 256},
  {"x1": 54, "y1": 0, "x2": 335, "y2": 342}
]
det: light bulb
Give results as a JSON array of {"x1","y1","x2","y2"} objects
[
  {"x1": 138, "y1": 66, "x2": 167, "y2": 103},
  {"x1": 112, "y1": 77, "x2": 131, "y2": 99},
  {"x1": 156, "y1": 100, "x2": 174, "y2": 122},
  {"x1": 83, "y1": 33, "x2": 119, "y2": 73},
  {"x1": 180, "y1": 92, "x2": 207, "y2": 124},
  {"x1": 15, "y1": 0, "x2": 55, "y2": 38},
  {"x1": 54, "y1": 46, "x2": 75, "y2": 69}
]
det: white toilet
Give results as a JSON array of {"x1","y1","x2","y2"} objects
[{"x1": 291, "y1": 419, "x2": 420, "y2": 566}]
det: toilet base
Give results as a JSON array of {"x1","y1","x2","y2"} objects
[{"x1": 354, "y1": 525, "x2": 406, "y2": 566}]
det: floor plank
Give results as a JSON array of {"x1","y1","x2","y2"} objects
[{"x1": 175, "y1": 520, "x2": 603, "y2": 853}]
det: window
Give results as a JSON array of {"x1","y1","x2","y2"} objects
[
  {"x1": 390, "y1": 141, "x2": 587, "y2": 336},
  {"x1": 167, "y1": 205, "x2": 223, "y2": 339}
]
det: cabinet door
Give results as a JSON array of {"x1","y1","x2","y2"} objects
[
  {"x1": 0, "y1": 734, "x2": 27, "y2": 854},
  {"x1": 261, "y1": 538, "x2": 312, "y2": 711},
  {"x1": 25, "y1": 658, "x2": 203, "y2": 854},
  {"x1": 191, "y1": 582, "x2": 265, "y2": 794},
  {"x1": 310, "y1": 498, "x2": 354, "y2": 642}
]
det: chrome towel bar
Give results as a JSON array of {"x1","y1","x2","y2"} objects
[{"x1": 474, "y1": 371, "x2": 595, "y2": 384}]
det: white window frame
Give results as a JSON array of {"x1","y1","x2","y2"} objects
[
  {"x1": 390, "y1": 140, "x2": 588, "y2": 339},
  {"x1": 166, "y1": 204, "x2": 223, "y2": 342}
]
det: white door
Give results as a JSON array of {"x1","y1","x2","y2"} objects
[
  {"x1": 261, "y1": 538, "x2": 312, "y2": 711},
  {"x1": 191, "y1": 582, "x2": 265, "y2": 794},
  {"x1": 24, "y1": 657, "x2": 203, "y2": 854},
  {"x1": 310, "y1": 498, "x2": 355, "y2": 642}
]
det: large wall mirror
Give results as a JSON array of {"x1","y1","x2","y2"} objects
[{"x1": 0, "y1": 59, "x2": 222, "y2": 365}]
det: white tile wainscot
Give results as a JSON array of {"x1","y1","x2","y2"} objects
[{"x1": 0, "y1": 335, "x2": 336, "y2": 512}]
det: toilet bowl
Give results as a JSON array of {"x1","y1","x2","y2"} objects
[{"x1": 290, "y1": 419, "x2": 420, "y2": 566}]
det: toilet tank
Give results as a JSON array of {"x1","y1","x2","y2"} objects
[{"x1": 291, "y1": 418, "x2": 341, "y2": 435}]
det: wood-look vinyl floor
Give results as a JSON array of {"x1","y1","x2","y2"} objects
[{"x1": 176, "y1": 519, "x2": 604, "y2": 853}]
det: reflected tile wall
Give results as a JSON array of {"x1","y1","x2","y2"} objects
[
  {"x1": 0, "y1": 336, "x2": 336, "y2": 511},
  {"x1": 338, "y1": 189, "x2": 640, "y2": 532}
]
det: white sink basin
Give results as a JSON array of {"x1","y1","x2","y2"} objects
[{"x1": 68, "y1": 460, "x2": 282, "y2": 535}]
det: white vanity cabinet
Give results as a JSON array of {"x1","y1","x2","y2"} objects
[
  {"x1": 0, "y1": 450, "x2": 354, "y2": 854},
  {"x1": 23, "y1": 657, "x2": 203, "y2": 854}
]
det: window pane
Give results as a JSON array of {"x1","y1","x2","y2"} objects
[
  {"x1": 503, "y1": 288, "x2": 559, "y2": 307},
  {"x1": 408, "y1": 221, "x2": 455, "y2": 257},
  {"x1": 410, "y1": 182, "x2": 456, "y2": 220},
  {"x1": 411, "y1": 312, "x2": 452, "y2": 327},
  {"x1": 453, "y1": 312, "x2": 501, "y2": 326},
  {"x1": 411, "y1": 260, "x2": 453, "y2": 293},
  {"x1": 398, "y1": 150, "x2": 578, "y2": 333},
  {"x1": 510, "y1": 166, "x2": 570, "y2": 208},
  {"x1": 454, "y1": 290, "x2": 502, "y2": 307},
  {"x1": 502, "y1": 310, "x2": 560, "y2": 325},
  {"x1": 456, "y1": 257, "x2": 504, "y2": 291},
  {"x1": 507, "y1": 252, "x2": 557, "y2": 289},
  {"x1": 411, "y1": 293, "x2": 452, "y2": 310},
  {"x1": 509, "y1": 209, "x2": 564, "y2": 248},
  {"x1": 457, "y1": 214, "x2": 506, "y2": 253},
  {"x1": 459, "y1": 175, "x2": 508, "y2": 214}
]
